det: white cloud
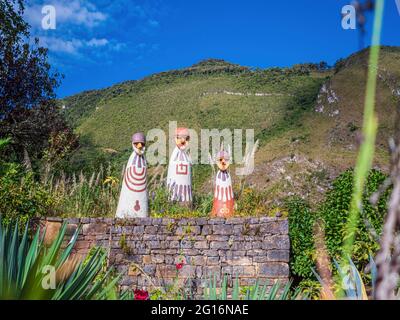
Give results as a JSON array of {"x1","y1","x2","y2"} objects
[
  {"x1": 24, "y1": 0, "x2": 163, "y2": 64},
  {"x1": 38, "y1": 37, "x2": 83, "y2": 54},
  {"x1": 148, "y1": 19, "x2": 159, "y2": 27},
  {"x1": 38, "y1": 37, "x2": 111, "y2": 54},
  {"x1": 111, "y1": 42, "x2": 127, "y2": 52},
  {"x1": 25, "y1": 0, "x2": 107, "y2": 29},
  {"x1": 56, "y1": 0, "x2": 107, "y2": 28},
  {"x1": 86, "y1": 38, "x2": 109, "y2": 47}
]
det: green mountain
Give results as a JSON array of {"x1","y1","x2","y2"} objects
[{"x1": 61, "y1": 46, "x2": 400, "y2": 206}]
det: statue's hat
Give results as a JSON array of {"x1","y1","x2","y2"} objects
[
  {"x1": 132, "y1": 132, "x2": 146, "y2": 144},
  {"x1": 216, "y1": 150, "x2": 230, "y2": 161},
  {"x1": 175, "y1": 127, "x2": 190, "y2": 138}
]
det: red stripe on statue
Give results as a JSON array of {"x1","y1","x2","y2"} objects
[
  {"x1": 128, "y1": 167, "x2": 146, "y2": 181},
  {"x1": 126, "y1": 170, "x2": 146, "y2": 186},
  {"x1": 124, "y1": 174, "x2": 146, "y2": 192},
  {"x1": 132, "y1": 166, "x2": 146, "y2": 177}
]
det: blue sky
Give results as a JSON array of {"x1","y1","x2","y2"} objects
[{"x1": 24, "y1": 0, "x2": 400, "y2": 98}]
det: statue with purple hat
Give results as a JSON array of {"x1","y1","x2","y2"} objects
[{"x1": 116, "y1": 132, "x2": 148, "y2": 218}]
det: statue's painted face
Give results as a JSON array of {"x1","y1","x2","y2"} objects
[
  {"x1": 133, "y1": 141, "x2": 145, "y2": 155},
  {"x1": 217, "y1": 156, "x2": 230, "y2": 171},
  {"x1": 175, "y1": 135, "x2": 190, "y2": 151}
]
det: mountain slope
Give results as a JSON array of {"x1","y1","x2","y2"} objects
[
  {"x1": 64, "y1": 59, "x2": 322, "y2": 149},
  {"x1": 61, "y1": 47, "x2": 400, "y2": 207}
]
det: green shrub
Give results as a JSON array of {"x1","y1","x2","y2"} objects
[
  {"x1": 296, "y1": 279, "x2": 322, "y2": 300},
  {"x1": 0, "y1": 138, "x2": 54, "y2": 224},
  {"x1": 0, "y1": 163, "x2": 54, "y2": 225},
  {"x1": 320, "y1": 169, "x2": 388, "y2": 268},
  {"x1": 236, "y1": 188, "x2": 267, "y2": 216},
  {"x1": 287, "y1": 197, "x2": 316, "y2": 278},
  {"x1": 149, "y1": 187, "x2": 211, "y2": 218},
  {"x1": 149, "y1": 187, "x2": 186, "y2": 216},
  {"x1": 287, "y1": 169, "x2": 389, "y2": 282},
  {"x1": 193, "y1": 193, "x2": 213, "y2": 216}
]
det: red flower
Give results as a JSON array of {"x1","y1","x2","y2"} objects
[
  {"x1": 176, "y1": 263, "x2": 184, "y2": 270},
  {"x1": 134, "y1": 289, "x2": 149, "y2": 300}
]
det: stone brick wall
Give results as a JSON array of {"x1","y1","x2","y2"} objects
[{"x1": 41, "y1": 217, "x2": 290, "y2": 299}]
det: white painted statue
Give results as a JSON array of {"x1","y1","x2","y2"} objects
[
  {"x1": 116, "y1": 132, "x2": 148, "y2": 218},
  {"x1": 167, "y1": 127, "x2": 192, "y2": 207}
]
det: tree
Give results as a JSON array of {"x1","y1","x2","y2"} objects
[{"x1": 0, "y1": 0, "x2": 71, "y2": 168}]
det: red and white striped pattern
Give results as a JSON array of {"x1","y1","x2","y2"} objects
[
  {"x1": 168, "y1": 183, "x2": 192, "y2": 202},
  {"x1": 124, "y1": 155, "x2": 147, "y2": 193},
  {"x1": 214, "y1": 184, "x2": 234, "y2": 201}
]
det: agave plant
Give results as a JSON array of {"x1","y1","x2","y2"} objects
[
  {"x1": 312, "y1": 256, "x2": 378, "y2": 300},
  {"x1": 0, "y1": 217, "x2": 128, "y2": 300},
  {"x1": 203, "y1": 274, "x2": 304, "y2": 300}
]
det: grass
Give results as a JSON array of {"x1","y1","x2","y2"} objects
[{"x1": 43, "y1": 165, "x2": 120, "y2": 217}]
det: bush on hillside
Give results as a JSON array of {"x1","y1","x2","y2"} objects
[
  {"x1": 0, "y1": 163, "x2": 54, "y2": 225},
  {"x1": 0, "y1": 138, "x2": 54, "y2": 225},
  {"x1": 287, "y1": 169, "x2": 389, "y2": 281},
  {"x1": 287, "y1": 197, "x2": 316, "y2": 279},
  {"x1": 320, "y1": 169, "x2": 388, "y2": 268}
]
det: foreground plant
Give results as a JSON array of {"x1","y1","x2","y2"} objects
[
  {"x1": 313, "y1": 257, "x2": 371, "y2": 300},
  {"x1": 342, "y1": 0, "x2": 384, "y2": 268},
  {"x1": 0, "y1": 218, "x2": 127, "y2": 300},
  {"x1": 203, "y1": 275, "x2": 304, "y2": 300}
]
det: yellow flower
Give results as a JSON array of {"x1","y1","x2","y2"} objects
[{"x1": 103, "y1": 176, "x2": 119, "y2": 187}]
